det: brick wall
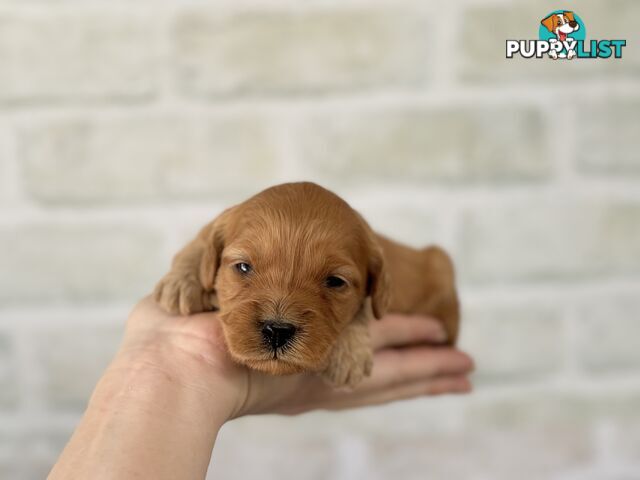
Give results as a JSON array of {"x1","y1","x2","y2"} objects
[{"x1": 0, "y1": 1, "x2": 638, "y2": 479}]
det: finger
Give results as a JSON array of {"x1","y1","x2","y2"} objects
[
  {"x1": 354, "y1": 375, "x2": 473, "y2": 407},
  {"x1": 370, "y1": 314, "x2": 448, "y2": 350},
  {"x1": 323, "y1": 375, "x2": 472, "y2": 411},
  {"x1": 264, "y1": 347, "x2": 474, "y2": 415},
  {"x1": 365, "y1": 346, "x2": 475, "y2": 389}
]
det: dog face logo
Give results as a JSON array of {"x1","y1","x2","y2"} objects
[
  {"x1": 540, "y1": 11, "x2": 582, "y2": 59},
  {"x1": 541, "y1": 11, "x2": 579, "y2": 42}
]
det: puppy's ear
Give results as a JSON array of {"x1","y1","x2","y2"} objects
[
  {"x1": 356, "y1": 213, "x2": 391, "y2": 319},
  {"x1": 541, "y1": 14, "x2": 557, "y2": 33},
  {"x1": 367, "y1": 241, "x2": 391, "y2": 319},
  {"x1": 198, "y1": 207, "x2": 234, "y2": 291},
  {"x1": 564, "y1": 11, "x2": 575, "y2": 22}
]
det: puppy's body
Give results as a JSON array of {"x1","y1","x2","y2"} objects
[
  {"x1": 155, "y1": 183, "x2": 459, "y2": 387},
  {"x1": 379, "y1": 237, "x2": 459, "y2": 344}
]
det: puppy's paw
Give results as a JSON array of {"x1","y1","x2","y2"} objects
[
  {"x1": 322, "y1": 345, "x2": 373, "y2": 389},
  {"x1": 153, "y1": 274, "x2": 214, "y2": 315}
]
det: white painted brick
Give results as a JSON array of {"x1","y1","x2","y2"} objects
[
  {"x1": 459, "y1": 200, "x2": 640, "y2": 283},
  {"x1": 19, "y1": 115, "x2": 279, "y2": 203},
  {"x1": 0, "y1": 12, "x2": 157, "y2": 103},
  {"x1": 209, "y1": 417, "x2": 337, "y2": 480},
  {"x1": 573, "y1": 393, "x2": 640, "y2": 467},
  {"x1": 173, "y1": 9, "x2": 430, "y2": 97},
  {"x1": 0, "y1": 0, "x2": 638, "y2": 476},
  {"x1": 297, "y1": 106, "x2": 548, "y2": 186},
  {"x1": 614, "y1": 421, "x2": 640, "y2": 466},
  {"x1": 333, "y1": 397, "x2": 465, "y2": 438},
  {"x1": 576, "y1": 293, "x2": 640, "y2": 374},
  {"x1": 0, "y1": 333, "x2": 18, "y2": 409},
  {"x1": 0, "y1": 465, "x2": 11, "y2": 480},
  {"x1": 465, "y1": 391, "x2": 600, "y2": 438},
  {"x1": 459, "y1": 0, "x2": 640, "y2": 83},
  {"x1": 208, "y1": 403, "x2": 465, "y2": 480},
  {"x1": 0, "y1": 126, "x2": 9, "y2": 205},
  {"x1": 366, "y1": 433, "x2": 589, "y2": 480},
  {"x1": 0, "y1": 225, "x2": 164, "y2": 305},
  {"x1": 363, "y1": 392, "x2": 599, "y2": 480},
  {"x1": 36, "y1": 327, "x2": 121, "y2": 409},
  {"x1": 460, "y1": 303, "x2": 564, "y2": 383},
  {"x1": 0, "y1": 428, "x2": 73, "y2": 480},
  {"x1": 0, "y1": 432, "x2": 20, "y2": 480},
  {"x1": 458, "y1": 393, "x2": 595, "y2": 478},
  {"x1": 355, "y1": 203, "x2": 439, "y2": 249},
  {"x1": 559, "y1": 473, "x2": 640, "y2": 480},
  {"x1": 577, "y1": 98, "x2": 640, "y2": 176},
  {"x1": 608, "y1": 396, "x2": 640, "y2": 465}
]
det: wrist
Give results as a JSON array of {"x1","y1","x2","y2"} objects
[
  {"x1": 98, "y1": 343, "x2": 242, "y2": 424},
  {"x1": 50, "y1": 343, "x2": 238, "y2": 480}
]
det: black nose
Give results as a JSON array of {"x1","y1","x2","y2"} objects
[
  {"x1": 569, "y1": 20, "x2": 578, "y2": 28},
  {"x1": 261, "y1": 321, "x2": 297, "y2": 349}
]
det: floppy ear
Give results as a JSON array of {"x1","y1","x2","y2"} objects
[
  {"x1": 541, "y1": 14, "x2": 557, "y2": 33},
  {"x1": 367, "y1": 240, "x2": 391, "y2": 319},
  {"x1": 564, "y1": 11, "x2": 575, "y2": 22},
  {"x1": 355, "y1": 212, "x2": 391, "y2": 319},
  {"x1": 198, "y1": 207, "x2": 234, "y2": 291}
]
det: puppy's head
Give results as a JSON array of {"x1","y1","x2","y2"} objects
[
  {"x1": 541, "y1": 11, "x2": 579, "y2": 38},
  {"x1": 199, "y1": 182, "x2": 389, "y2": 375}
]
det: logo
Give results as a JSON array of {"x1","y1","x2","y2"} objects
[{"x1": 506, "y1": 10, "x2": 626, "y2": 60}]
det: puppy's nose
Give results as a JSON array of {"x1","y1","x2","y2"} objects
[
  {"x1": 261, "y1": 321, "x2": 296, "y2": 349},
  {"x1": 569, "y1": 20, "x2": 578, "y2": 28}
]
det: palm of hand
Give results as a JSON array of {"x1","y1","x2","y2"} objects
[{"x1": 121, "y1": 298, "x2": 473, "y2": 419}]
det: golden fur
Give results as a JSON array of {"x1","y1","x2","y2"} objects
[{"x1": 154, "y1": 182, "x2": 459, "y2": 387}]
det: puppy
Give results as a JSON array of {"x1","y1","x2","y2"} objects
[
  {"x1": 154, "y1": 182, "x2": 459, "y2": 387},
  {"x1": 541, "y1": 11, "x2": 580, "y2": 59}
]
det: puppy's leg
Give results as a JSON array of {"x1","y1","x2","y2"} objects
[
  {"x1": 321, "y1": 304, "x2": 373, "y2": 389},
  {"x1": 378, "y1": 236, "x2": 460, "y2": 345},
  {"x1": 154, "y1": 237, "x2": 215, "y2": 315},
  {"x1": 549, "y1": 39, "x2": 560, "y2": 60}
]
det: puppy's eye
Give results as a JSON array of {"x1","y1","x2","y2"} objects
[
  {"x1": 235, "y1": 262, "x2": 252, "y2": 275},
  {"x1": 325, "y1": 276, "x2": 347, "y2": 289}
]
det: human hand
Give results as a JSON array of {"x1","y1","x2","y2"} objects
[
  {"x1": 50, "y1": 298, "x2": 473, "y2": 479},
  {"x1": 114, "y1": 297, "x2": 474, "y2": 420}
]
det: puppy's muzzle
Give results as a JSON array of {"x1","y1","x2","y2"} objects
[{"x1": 261, "y1": 321, "x2": 297, "y2": 349}]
